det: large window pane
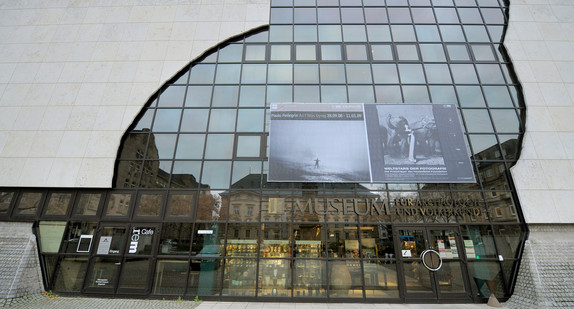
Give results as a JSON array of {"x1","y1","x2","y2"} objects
[
  {"x1": 175, "y1": 134, "x2": 205, "y2": 159},
  {"x1": 73, "y1": 193, "x2": 102, "y2": 216},
  {"x1": 204, "y1": 134, "x2": 234, "y2": 159},
  {"x1": 153, "y1": 259, "x2": 188, "y2": 295},
  {"x1": 201, "y1": 161, "x2": 231, "y2": 189},
  {"x1": 45, "y1": 192, "x2": 72, "y2": 216},
  {"x1": 346, "y1": 64, "x2": 372, "y2": 84},
  {"x1": 16, "y1": 192, "x2": 43, "y2": 215},
  {"x1": 294, "y1": 64, "x2": 319, "y2": 83},
  {"x1": 208, "y1": 109, "x2": 236, "y2": 132},
  {"x1": 364, "y1": 261, "x2": 400, "y2": 298},
  {"x1": 320, "y1": 64, "x2": 346, "y2": 84},
  {"x1": 167, "y1": 193, "x2": 194, "y2": 217},
  {"x1": 223, "y1": 259, "x2": 257, "y2": 296},
  {"x1": 215, "y1": 64, "x2": 241, "y2": 84},
  {"x1": 135, "y1": 193, "x2": 164, "y2": 217},
  {"x1": 212, "y1": 86, "x2": 239, "y2": 107},
  {"x1": 38, "y1": 221, "x2": 66, "y2": 253},
  {"x1": 185, "y1": 86, "x2": 212, "y2": 107},
  {"x1": 160, "y1": 223, "x2": 192, "y2": 255},
  {"x1": 241, "y1": 64, "x2": 267, "y2": 84},
  {"x1": 236, "y1": 135, "x2": 261, "y2": 157},
  {"x1": 53, "y1": 257, "x2": 88, "y2": 292}
]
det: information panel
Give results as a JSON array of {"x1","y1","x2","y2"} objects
[{"x1": 268, "y1": 103, "x2": 475, "y2": 183}]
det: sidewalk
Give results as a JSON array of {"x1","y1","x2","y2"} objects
[{"x1": 6, "y1": 295, "x2": 507, "y2": 309}]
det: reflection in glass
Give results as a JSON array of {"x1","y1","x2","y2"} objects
[
  {"x1": 321, "y1": 85, "x2": 347, "y2": 103},
  {"x1": 105, "y1": 193, "x2": 131, "y2": 217},
  {"x1": 16, "y1": 192, "x2": 42, "y2": 215},
  {"x1": 396, "y1": 45, "x2": 419, "y2": 61},
  {"x1": 160, "y1": 223, "x2": 192, "y2": 255},
  {"x1": 204, "y1": 134, "x2": 234, "y2": 159},
  {"x1": 158, "y1": 86, "x2": 185, "y2": 107},
  {"x1": 153, "y1": 259, "x2": 187, "y2": 294},
  {"x1": 467, "y1": 261, "x2": 505, "y2": 298},
  {"x1": 201, "y1": 161, "x2": 232, "y2": 189},
  {"x1": 185, "y1": 86, "x2": 211, "y2": 107},
  {"x1": 136, "y1": 193, "x2": 163, "y2": 217},
  {"x1": 153, "y1": 109, "x2": 180, "y2": 132},
  {"x1": 215, "y1": 64, "x2": 241, "y2": 84},
  {"x1": 375, "y1": 86, "x2": 402, "y2": 103},
  {"x1": 294, "y1": 86, "x2": 320, "y2": 103},
  {"x1": 415, "y1": 25, "x2": 441, "y2": 42},
  {"x1": 296, "y1": 45, "x2": 316, "y2": 61},
  {"x1": 346, "y1": 64, "x2": 372, "y2": 84},
  {"x1": 259, "y1": 259, "x2": 292, "y2": 297},
  {"x1": 318, "y1": 25, "x2": 342, "y2": 42},
  {"x1": 463, "y1": 109, "x2": 494, "y2": 133},
  {"x1": 167, "y1": 194, "x2": 194, "y2": 217},
  {"x1": 329, "y1": 260, "x2": 362, "y2": 298},
  {"x1": 367, "y1": 25, "x2": 391, "y2": 42},
  {"x1": 294, "y1": 64, "x2": 319, "y2": 83},
  {"x1": 188, "y1": 259, "x2": 223, "y2": 296},
  {"x1": 208, "y1": 109, "x2": 236, "y2": 132},
  {"x1": 420, "y1": 44, "x2": 446, "y2": 62},
  {"x1": 465, "y1": 25, "x2": 491, "y2": 42},
  {"x1": 245, "y1": 45, "x2": 266, "y2": 61},
  {"x1": 87, "y1": 257, "x2": 120, "y2": 288},
  {"x1": 45, "y1": 192, "x2": 72, "y2": 216},
  {"x1": 364, "y1": 261, "x2": 399, "y2": 298},
  {"x1": 241, "y1": 64, "x2": 267, "y2": 84},
  {"x1": 294, "y1": 259, "x2": 325, "y2": 297},
  {"x1": 294, "y1": 26, "x2": 317, "y2": 42},
  {"x1": 212, "y1": 86, "x2": 239, "y2": 107},
  {"x1": 74, "y1": 193, "x2": 101, "y2": 216},
  {"x1": 371, "y1": 45, "x2": 393, "y2": 61},
  {"x1": 53, "y1": 257, "x2": 88, "y2": 292},
  {"x1": 268, "y1": 64, "x2": 293, "y2": 84},
  {"x1": 236, "y1": 135, "x2": 261, "y2": 157},
  {"x1": 239, "y1": 86, "x2": 265, "y2": 107},
  {"x1": 440, "y1": 25, "x2": 466, "y2": 42},
  {"x1": 270, "y1": 45, "x2": 291, "y2": 61},
  {"x1": 118, "y1": 258, "x2": 151, "y2": 289},
  {"x1": 430, "y1": 86, "x2": 456, "y2": 103},
  {"x1": 223, "y1": 259, "x2": 257, "y2": 296},
  {"x1": 457, "y1": 86, "x2": 486, "y2": 108}
]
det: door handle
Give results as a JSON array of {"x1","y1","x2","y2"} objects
[{"x1": 115, "y1": 263, "x2": 121, "y2": 265}]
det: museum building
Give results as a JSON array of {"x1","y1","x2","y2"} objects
[{"x1": 3, "y1": 0, "x2": 572, "y2": 306}]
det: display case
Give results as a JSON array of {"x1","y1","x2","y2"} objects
[
  {"x1": 294, "y1": 240, "x2": 322, "y2": 258},
  {"x1": 226, "y1": 239, "x2": 257, "y2": 257},
  {"x1": 261, "y1": 240, "x2": 289, "y2": 258}
]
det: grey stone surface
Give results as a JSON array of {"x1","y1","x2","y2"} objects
[
  {"x1": 0, "y1": 222, "x2": 43, "y2": 302},
  {"x1": 3, "y1": 297, "x2": 500, "y2": 309},
  {"x1": 505, "y1": 224, "x2": 574, "y2": 308}
]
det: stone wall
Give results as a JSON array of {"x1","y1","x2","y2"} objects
[
  {"x1": 0, "y1": 222, "x2": 43, "y2": 303},
  {"x1": 505, "y1": 224, "x2": 574, "y2": 308}
]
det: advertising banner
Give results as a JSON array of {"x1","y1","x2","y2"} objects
[{"x1": 268, "y1": 103, "x2": 475, "y2": 183}]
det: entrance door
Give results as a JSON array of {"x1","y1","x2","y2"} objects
[
  {"x1": 395, "y1": 226, "x2": 471, "y2": 302},
  {"x1": 83, "y1": 223, "x2": 159, "y2": 296}
]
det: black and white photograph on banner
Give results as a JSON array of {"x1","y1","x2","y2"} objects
[
  {"x1": 370, "y1": 103, "x2": 475, "y2": 183},
  {"x1": 377, "y1": 104, "x2": 443, "y2": 166},
  {"x1": 268, "y1": 103, "x2": 371, "y2": 182}
]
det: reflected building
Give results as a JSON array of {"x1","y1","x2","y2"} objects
[{"x1": 0, "y1": 0, "x2": 534, "y2": 305}]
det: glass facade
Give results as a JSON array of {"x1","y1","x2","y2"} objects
[{"x1": 0, "y1": 0, "x2": 527, "y2": 303}]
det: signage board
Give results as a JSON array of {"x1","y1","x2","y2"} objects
[{"x1": 269, "y1": 103, "x2": 475, "y2": 183}]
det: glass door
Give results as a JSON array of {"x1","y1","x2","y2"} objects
[
  {"x1": 395, "y1": 226, "x2": 471, "y2": 302},
  {"x1": 84, "y1": 223, "x2": 159, "y2": 295}
]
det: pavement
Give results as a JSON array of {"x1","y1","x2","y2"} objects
[{"x1": 3, "y1": 295, "x2": 508, "y2": 309}]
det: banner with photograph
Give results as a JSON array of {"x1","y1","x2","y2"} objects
[{"x1": 268, "y1": 103, "x2": 475, "y2": 183}]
